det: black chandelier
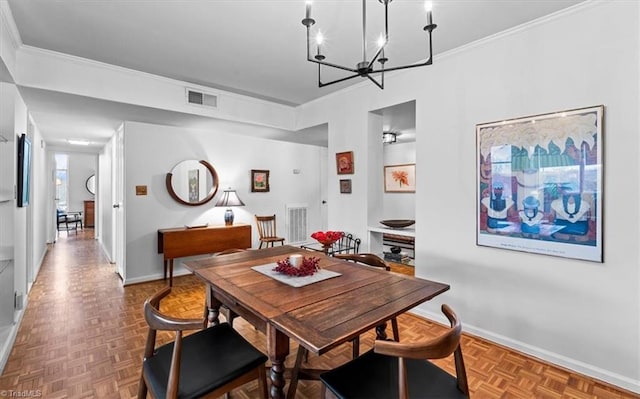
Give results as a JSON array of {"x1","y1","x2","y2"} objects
[{"x1": 302, "y1": 0, "x2": 437, "y2": 89}]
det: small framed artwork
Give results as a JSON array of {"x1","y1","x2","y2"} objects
[
  {"x1": 340, "y1": 179, "x2": 352, "y2": 194},
  {"x1": 251, "y1": 169, "x2": 270, "y2": 192},
  {"x1": 384, "y1": 164, "x2": 416, "y2": 193},
  {"x1": 336, "y1": 151, "x2": 354, "y2": 175}
]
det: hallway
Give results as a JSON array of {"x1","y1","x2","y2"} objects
[{"x1": 0, "y1": 230, "x2": 637, "y2": 398}]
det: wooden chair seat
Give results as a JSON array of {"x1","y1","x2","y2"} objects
[
  {"x1": 320, "y1": 304, "x2": 469, "y2": 399},
  {"x1": 138, "y1": 287, "x2": 268, "y2": 399}
]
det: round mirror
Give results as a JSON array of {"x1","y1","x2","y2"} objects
[
  {"x1": 166, "y1": 160, "x2": 219, "y2": 206},
  {"x1": 86, "y1": 174, "x2": 96, "y2": 195}
]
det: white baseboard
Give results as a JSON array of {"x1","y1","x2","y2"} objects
[
  {"x1": 409, "y1": 308, "x2": 640, "y2": 395},
  {"x1": 0, "y1": 308, "x2": 25, "y2": 375},
  {"x1": 123, "y1": 269, "x2": 192, "y2": 286}
]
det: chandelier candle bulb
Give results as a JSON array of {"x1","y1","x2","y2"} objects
[
  {"x1": 306, "y1": 1, "x2": 311, "y2": 20},
  {"x1": 425, "y1": 1, "x2": 433, "y2": 26}
]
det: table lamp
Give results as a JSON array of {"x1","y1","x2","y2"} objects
[{"x1": 215, "y1": 188, "x2": 245, "y2": 226}]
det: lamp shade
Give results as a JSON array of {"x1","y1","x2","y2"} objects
[
  {"x1": 215, "y1": 189, "x2": 245, "y2": 207},
  {"x1": 215, "y1": 189, "x2": 245, "y2": 226}
]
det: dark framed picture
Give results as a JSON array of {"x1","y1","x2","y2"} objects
[
  {"x1": 17, "y1": 133, "x2": 32, "y2": 207},
  {"x1": 340, "y1": 179, "x2": 352, "y2": 194},
  {"x1": 251, "y1": 169, "x2": 270, "y2": 192},
  {"x1": 336, "y1": 151, "x2": 354, "y2": 175},
  {"x1": 476, "y1": 105, "x2": 603, "y2": 262}
]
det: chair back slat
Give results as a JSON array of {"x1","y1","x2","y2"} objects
[{"x1": 255, "y1": 215, "x2": 277, "y2": 237}]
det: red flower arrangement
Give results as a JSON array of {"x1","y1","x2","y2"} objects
[
  {"x1": 273, "y1": 256, "x2": 321, "y2": 276},
  {"x1": 311, "y1": 231, "x2": 343, "y2": 246}
]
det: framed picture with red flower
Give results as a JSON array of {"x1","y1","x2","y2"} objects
[
  {"x1": 336, "y1": 151, "x2": 354, "y2": 175},
  {"x1": 251, "y1": 169, "x2": 270, "y2": 192},
  {"x1": 384, "y1": 163, "x2": 416, "y2": 193}
]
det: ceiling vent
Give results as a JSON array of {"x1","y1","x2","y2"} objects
[{"x1": 186, "y1": 88, "x2": 218, "y2": 108}]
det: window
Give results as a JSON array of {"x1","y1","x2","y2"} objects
[{"x1": 55, "y1": 153, "x2": 69, "y2": 212}]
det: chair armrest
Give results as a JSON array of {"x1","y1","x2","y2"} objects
[
  {"x1": 375, "y1": 304, "x2": 462, "y2": 360},
  {"x1": 144, "y1": 302, "x2": 204, "y2": 332},
  {"x1": 143, "y1": 286, "x2": 204, "y2": 331}
]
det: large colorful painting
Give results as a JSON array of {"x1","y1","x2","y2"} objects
[{"x1": 476, "y1": 105, "x2": 603, "y2": 262}]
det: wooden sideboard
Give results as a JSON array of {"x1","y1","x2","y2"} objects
[
  {"x1": 84, "y1": 200, "x2": 95, "y2": 228},
  {"x1": 157, "y1": 224, "x2": 251, "y2": 286}
]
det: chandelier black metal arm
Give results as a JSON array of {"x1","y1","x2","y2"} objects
[{"x1": 302, "y1": 0, "x2": 437, "y2": 89}]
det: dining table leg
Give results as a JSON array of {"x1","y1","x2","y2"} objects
[
  {"x1": 205, "y1": 285, "x2": 222, "y2": 328},
  {"x1": 375, "y1": 321, "x2": 389, "y2": 340},
  {"x1": 267, "y1": 324, "x2": 290, "y2": 399}
]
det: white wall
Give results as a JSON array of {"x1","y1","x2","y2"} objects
[
  {"x1": 383, "y1": 142, "x2": 416, "y2": 220},
  {"x1": 99, "y1": 140, "x2": 114, "y2": 261},
  {"x1": 28, "y1": 117, "x2": 48, "y2": 280},
  {"x1": 297, "y1": 1, "x2": 639, "y2": 393},
  {"x1": 123, "y1": 121, "x2": 325, "y2": 284},
  {"x1": 0, "y1": 83, "x2": 16, "y2": 248},
  {"x1": 12, "y1": 88, "x2": 28, "y2": 306}
]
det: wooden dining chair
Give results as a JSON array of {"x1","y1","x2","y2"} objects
[
  {"x1": 287, "y1": 253, "x2": 400, "y2": 399},
  {"x1": 319, "y1": 304, "x2": 469, "y2": 399},
  {"x1": 255, "y1": 214, "x2": 285, "y2": 248},
  {"x1": 138, "y1": 286, "x2": 268, "y2": 399}
]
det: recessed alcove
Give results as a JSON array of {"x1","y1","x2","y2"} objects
[{"x1": 368, "y1": 100, "x2": 416, "y2": 260}]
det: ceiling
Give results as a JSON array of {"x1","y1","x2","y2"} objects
[{"x1": 5, "y1": 0, "x2": 585, "y2": 149}]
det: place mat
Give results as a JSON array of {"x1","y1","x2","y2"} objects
[{"x1": 251, "y1": 263, "x2": 341, "y2": 288}]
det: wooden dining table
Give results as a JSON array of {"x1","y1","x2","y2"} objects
[{"x1": 183, "y1": 245, "x2": 450, "y2": 399}]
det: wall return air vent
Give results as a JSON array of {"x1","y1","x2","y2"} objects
[{"x1": 186, "y1": 89, "x2": 218, "y2": 108}]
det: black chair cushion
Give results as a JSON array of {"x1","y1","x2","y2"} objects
[
  {"x1": 143, "y1": 323, "x2": 267, "y2": 399},
  {"x1": 320, "y1": 350, "x2": 468, "y2": 399}
]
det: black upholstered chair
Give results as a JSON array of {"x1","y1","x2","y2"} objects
[
  {"x1": 287, "y1": 253, "x2": 400, "y2": 399},
  {"x1": 138, "y1": 287, "x2": 268, "y2": 399},
  {"x1": 57, "y1": 209, "x2": 82, "y2": 234},
  {"x1": 320, "y1": 304, "x2": 469, "y2": 399}
]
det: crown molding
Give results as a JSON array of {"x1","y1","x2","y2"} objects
[
  {"x1": 0, "y1": 1, "x2": 23, "y2": 50},
  {"x1": 18, "y1": 45, "x2": 295, "y2": 113},
  {"x1": 437, "y1": 0, "x2": 601, "y2": 62}
]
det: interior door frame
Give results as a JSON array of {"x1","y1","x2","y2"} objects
[{"x1": 113, "y1": 126, "x2": 125, "y2": 280}]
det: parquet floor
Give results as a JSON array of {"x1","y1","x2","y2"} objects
[{"x1": 0, "y1": 229, "x2": 637, "y2": 399}]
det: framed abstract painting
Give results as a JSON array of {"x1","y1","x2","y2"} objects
[{"x1": 476, "y1": 105, "x2": 604, "y2": 262}]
